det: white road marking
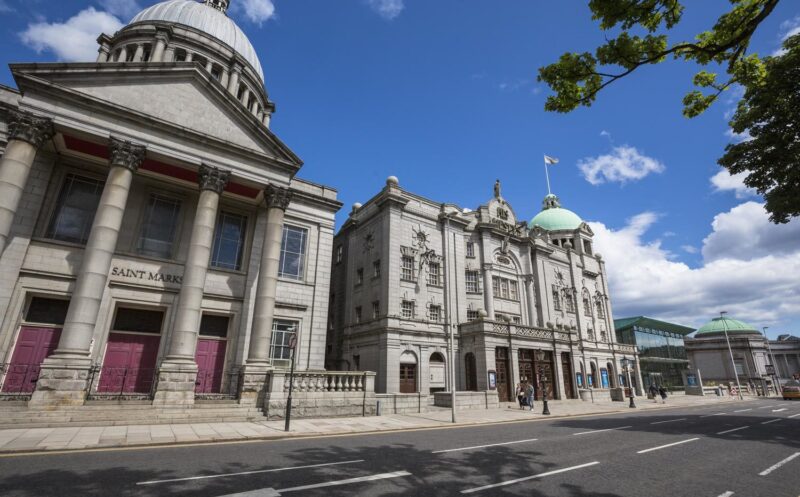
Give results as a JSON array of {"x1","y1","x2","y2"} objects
[
  {"x1": 637, "y1": 438, "x2": 700, "y2": 454},
  {"x1": 700, "y1": 413, "x2": 727, "y2": 418},
  {"x1": 279, "y1": 471, "x2": 411, "y2": 493},
  {"x1": 573, "y1": 426, "x2": 632, "y2": 435},
  {"x1": 650, "y1": 418, "x2": 687, "y2": 425},
  {"x1": 460, "y1": 461, "x2": 600, "y2": 494},
  {"x1": 761, "y1": 419, "x2": 781, "y2": 425},
  {"x1": 733, "y1": 409, "x2": 752, "y2": 412},
  {"x1": 136, "y1": 459, "x2": 365, "y2": 485},
  {"x1": 788, "y1": 413, "x2": 800, "y2": 418},
  {"x1": 716, "y1": 426, "x2": 749, "y2": 435},
  {"x1": 217, "y1": 489, "x2": 280, "y2": 497},
  {"x1": 757, "y1": 405, "x2": 776, "y2": 409},
  {"x1": 716, "y1": 491, "x2": 734, "y2": 497},
  {"x1": 432, "y1": 438, "x2": 538, "y2": 453},
  {"x1": 759, "y1": 452, "x2": 800, "y2": 476},
  {"x1": 772, "y1": 408, "x2": 787, "y2": 412}
]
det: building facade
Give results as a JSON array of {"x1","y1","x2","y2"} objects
[
  {"x1": 614, "y1": 316, "x2": 693, "y2": 390},
  {"x1": 327, "y1": 177, "x2": 641, "y2": 401},
  {"x1": 0, "y1": 0, "x2": 341, "y2": 406},
  {"x1": 685, "y1": 316, "x2": 800, "y2": 391}
]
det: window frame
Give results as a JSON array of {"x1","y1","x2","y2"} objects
[
  {"x1": 427, "y1": 262, "x2": 441, "y2": 286},
  {"x1": 210, "y1": 209, "x2": 249, "y2": 272},
  {"x1": 278, "y1": 224, "x2": 309, "y2": 281},
  {"x1": 401, "y1": 300, "x2": 415, "y2": 319},
  {"x1": 136, "y1": 192, "x2": 183, "y2": 260},
  {"x1": 45, "y1": 172, "x2": 106, "y2": 245},
  {"x1": 270, "y1": 318, "x2": 299, "y2": 361},
  {"x1": 465, "y1": 270, "x2": 480, "y2": 293},
  {"x1": 401, "y1": 255, "x2": 415, "y2": 282}
]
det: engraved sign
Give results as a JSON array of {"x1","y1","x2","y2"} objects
[{"x1": 111, "y1": 266, "x2": 183, "y2": 285}]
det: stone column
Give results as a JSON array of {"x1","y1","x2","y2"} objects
[
  {"x1": 132, "y1": 44, "x2": 144, "y2": 62},
  {"x1": 524, "y1": 275, "x2": 536, "y2": 327},
  {"x1": 262, "y1": 112, "x2": 271, "y2": 128},
  {"x1": 227, "y1": 63, "x2": 242, "y2": 95},
  {"x1": 31, "y1": 138, "x2": 145, "y2": 406},
  {"x1": 634, "y1": 354, "x2": 645, "y2": 396},
  {"x1": 240, "y1": 87, "x2": 251, "y2": 107},
  {"x1": 0, "y1": 110, "x2": 53, "y2": 255},
  {"x1": 481, "y1": 263, "x2": 494, "y2": 319},
  {"x1": 154, "y1": 165, "x2": 229, "y2": 405},
  {"x1": 117, "y1": 46, "x2": 128, "y2": 62},
  {"x1": 96, "y1": 45, "x2": 111, "y2": 63},
  {"x1": 151, "y1": 32, "x2": 169, "y2": 62}
]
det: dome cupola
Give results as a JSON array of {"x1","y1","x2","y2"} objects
[
  {"x1": 528, "y1": 194, "x2": 583, "y2": 231},
  {"x1": 694, "y1": 316, "x2": 760, "y2": 337}
]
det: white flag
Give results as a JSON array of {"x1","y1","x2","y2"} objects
[{"x1": 544, "y1": 155, "x2": 559, "y2": 165}]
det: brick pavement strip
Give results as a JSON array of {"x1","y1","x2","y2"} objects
[{"x1": 0, "y1": 395, "x2": 754, "y2": 453}]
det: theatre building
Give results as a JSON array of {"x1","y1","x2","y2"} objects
[
  {"x1": 327, "y1": 177, "x2": 641, "y2": 401},
  {"x1": 0, "y1": 0, "x2": 342, "y2": 407}
]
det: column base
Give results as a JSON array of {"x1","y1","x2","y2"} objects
[
  {"x1": 152, "y1": 360, "x2": 198, "y2": 406},
  {"x1": 29, "y1": 356, "x2": 92, "y2": 407},
  {"x1": 238, "y1": 362, "x2": 273, "y2": 406}
]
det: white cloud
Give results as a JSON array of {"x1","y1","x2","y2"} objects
[
  {"x1": 724, "y1": 127, "x2": 751, "y2": 143},
  {"x1": 710, "y1": 169, "x2": 757, "y2": 199},
  {"x1": 0, "y1": 1, "x2": 13, "y2": 13},
  {"x1": 98, "y1": 0, "x2": 141, "y2": 20},
  {"x1": 366, "y1": 0, "x2": 404, "y2": 20},
  {"x1": 681, "y1": 245, "x2": 698, "y2": 254},
  {"x1": 20, "y1": 7, "x2": 124, "y2": 62},
  {"x1": 578, "y1": 146, "x2": 665, "y2": 185},
  {"x1": 237, "y1": 0, "x2": 276, "y2": 25},
  {"x1": 590, "y1": 203, "x2": 800, "y2": 328},
  {"x1": 774, "y1": 16, "x2": 800, "y2": 55}
]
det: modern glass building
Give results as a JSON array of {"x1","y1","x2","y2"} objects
[{"x1": 615, "y1": 316, "x2": 695, "y2": 389}]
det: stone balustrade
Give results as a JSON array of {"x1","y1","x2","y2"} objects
[
  {"x1": 282, "y1": 371, "x2": 371, "y2": 393},
  {"x1": 613, "y1": 343, "x2": 638, "y2": 354},
  {"x1": 461, "y1": 320, "x2": 574, "y2": 343}
]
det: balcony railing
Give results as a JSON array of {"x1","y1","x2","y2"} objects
[{"x1": 463, "y1": 320, "x2": 574, "y2": 343}]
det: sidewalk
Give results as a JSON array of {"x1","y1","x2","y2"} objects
[{"x1": 0, "y1": 394, "x2": 754, "y2": 454}]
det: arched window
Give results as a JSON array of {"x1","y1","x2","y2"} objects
[
  {"x1": 142, "y1": 44, "x2": 152, "y2": 62},
  {"x1": 174, "y1": 48, "x2": 188, "y2": 62},
  {"x1": 590, "y1": 362, "x2": 598, "y2": 388},
  {"x1": 582, "y1": 290, "x2": 592, "y2": 316},
  {"x1": 399, "y1": 351, "x2": 417, "y2": 394},
  {"x1": 606, "y1": 362, "x2": 616, "y2": 388},
  {"x1": 595, "y1": 296, "x2": 606, "y2": 319}
]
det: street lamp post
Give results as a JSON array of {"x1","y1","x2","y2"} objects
[
  {"x1": 622, "y1": 356, "x2": 636, "y2": 408},
  {"x1": 763, "y1": 326, "x2": 781, "y2": 396},
  {"x1": 284, "y1": 331, "x2": 298, "y2": 432},
  {"x1": 720, "y1": 311, "x2": 744, "y2": 400},
  {"x1": 535, "y1": 350, "x2": 550, "y2": 415}
]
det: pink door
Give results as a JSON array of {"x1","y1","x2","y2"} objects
[
  {"x1": 2, "y1": 326, "x2": 61, "y2": 393},
  {"x1": 98, "y1": 333, "x2": 160, "y2": 394},
  {"x1": 195, "y1": 339, "x2": 227, "y2": 394}
]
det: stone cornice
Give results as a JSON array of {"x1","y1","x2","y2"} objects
[
  {"x1": 108, "y1": 137, "x2": 146, "y2": 173},
  {"x1": 265, "y1": 184, "x2": 292, "y2": 211},
  {"x1": 198, "y1": 164, "x2": 230, "y2": 193},
  {"x1": 7, "y1": 109, "x2": 54, "y2": 149}
]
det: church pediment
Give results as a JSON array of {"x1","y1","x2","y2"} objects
[{"x1": 11, "y1": 63, "x2": 300, "y2": 168}]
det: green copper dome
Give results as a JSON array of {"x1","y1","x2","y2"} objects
[
  {"x1": 694, "y1": 316, "x2": 760, "y2": 337},
  {"x1": 528, "y1": 194, "x2": 583, "y2": 231}
]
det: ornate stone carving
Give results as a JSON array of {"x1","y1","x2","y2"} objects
[
  {"x1": 7, "y1": 109, "x2": 54, "y2": 149},
  {"x1": 265, "y1": 184, "x2": 292, "y2": 210},
  {"x1": 198, "y1": 164, "x2": 230, "y2": 193},
  {"x1": 362, "y1": 231, "x2": 375, "y2": 253},
  {"x1": 108, "y1": 137, "x2": 146, "y2": 172}
]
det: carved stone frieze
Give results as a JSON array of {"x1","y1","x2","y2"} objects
[
  {"x1": 7, "y1": 109, "x2": 54, "y2": 149},
  {"x1": 198, "y1": 164, "x2": 230, "y2": 193},
  {"x1": 108, "y1": 137, "x2": 146, "y2": 172},
  {"x1": 265, "y1": 184, "x2": 292, "y2": 210}
]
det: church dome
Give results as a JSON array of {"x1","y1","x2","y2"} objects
[
  {"x1": 130, "y1": 0, "x2": 264, "y2": 83},
  {"x1": 528, "y1": 194, "x2": 583, "y2": 231},
  {"x1": 694, "y1": 316, "x2": 760, "y2": 337}
]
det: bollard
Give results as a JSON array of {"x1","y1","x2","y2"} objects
[{"x1": 376, "y1": 400, "x2": 382, "y2": 416}]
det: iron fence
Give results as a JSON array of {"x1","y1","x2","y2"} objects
[{"x1": 0, "y1": 362, "x2": 40, "y2": 394}]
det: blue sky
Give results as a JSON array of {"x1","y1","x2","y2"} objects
[{"x1": 1, "y1": 0, "x2": 799, "y2": 336}]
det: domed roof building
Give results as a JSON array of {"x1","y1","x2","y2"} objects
[
  {"x1": 694, "y1": 316, "x2": 761, "y2": 337},
  {"x1": 529, "y1": 194, "x2": 583, "y2": 232}
]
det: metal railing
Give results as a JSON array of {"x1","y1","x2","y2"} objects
[
  {"x1": 89, "y1": 365, "x2": 157, "y2": 398},
  {"x1": 0, "y1": 363, "x2": 40, "y2": 394}
]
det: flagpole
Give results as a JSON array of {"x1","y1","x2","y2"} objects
[{"x1": 544, "y1": 155, "x2": 552, "y2": 195}]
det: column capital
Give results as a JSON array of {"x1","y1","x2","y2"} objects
[
  {"x1": 265, "y1": 184, "x2": 292, "y2": 211},
  {"x1": 198, "y1": 164, "x2": 230, "y2": 193},
  {"x1": 7, "y1": 109, "x2": 54, "y2": 149},
  {"x1": 108, "y1": 137, "x2": 146, "y2": 172}
]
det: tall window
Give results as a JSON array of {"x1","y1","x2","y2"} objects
[
  {"x1": 595, "y1": 298, "x2": 606, "y2": 318},
  {"x1": 354, "y1": 306, "x2": 362, "y2": 323},
  {"x1": 47, "y1": 174, "x2": 104, "y2": 244},
  {"x1": 356, "y1": 268, "x2": 363, "y2": 285},
  {"x1": 492, "y1": 276, "x2": 519, "y2": 301},
  {"x1": 509, "y1": 280, "x2": 519, "y2": 301},
  {"x1": 552, "y1": 286, "x2": 562, "y2": 311},
  {"x1": 427, "y1": 262, "x2": 441, "y2": 286},
  {"x1": 138, "y1": 194, "x2": 181, "y2": 258},
  {"x1": 335, "y1": 245, "x2": 343, "y2": 264},
  {"x1": 565, "y1": 292, "x2": 576, "y2": 313},
  {"x1": 465, "y1": 271, "x2": 480, "y2": 293},
  {"x1": 270, "y1": 319, "x2": 298, "y2": 360},
  {"x1": 492, "y1": 276, "x2": 500, "y2": 297},
  {"x1": 583, "y1": 295, "x2": 592, "y2": 316},
  {"x1": 466, "y1": 309, "x2": 479, "y2": 321},
  {"x1": 279, "y1": 225, "x2": 308, "y2": 280},
  {"x1": 429, "y1": 305, "x2": 441, "y2": 322},
  {"x1": 401, "y1": 300, "x2": 415, "y2": 319},
  {"x1": 211, "y1": 211, "x2": 247, "y2": 270},
  {"x1": 401, "y1": 255, "x2": 415, "y2": 281},
  {"x1": 466, "y1": 241, "x2": 475, "y2": 258},
  {"x1": 372, "y1": 300, "x2": 380, "y2": 319},
  {"x1": 373, "y1": 260, "x2": 381, "y2": 278}
]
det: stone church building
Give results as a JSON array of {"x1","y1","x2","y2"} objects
[
  {"x1": 0, "y1": 0, "x2": 343, "y2": 407},
  {"x1": 327, "y1": 177, "x2": 641, "y2": 401}
]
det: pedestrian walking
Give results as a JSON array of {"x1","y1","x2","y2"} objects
[
  {"x1": 526, "y1": 381, "x2": 535, "y2": 411},
  {"x1": 516, "y1": 379, "x2": 526, "y2": 409},
  {"x1": 658, "y1": 385, "x2": 668, "y2": 404},
  {"x1": 649, "y1": 383, "x2": 658, "y2": 403}
]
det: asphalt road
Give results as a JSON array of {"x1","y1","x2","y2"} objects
[{"x1": 1, "y1": 398, "x2": 799, "y2": 497}]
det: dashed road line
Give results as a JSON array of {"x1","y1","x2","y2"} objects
[
  {"x1": 771, "y1": 408, "x2": 787, "y2": 412},
  {"x1": 279, "y1": 471, "x2": 412, "y2": 493},
  {"x1": 136, "y1": 459, "x2": 365, "y2": 485},
  {"x1": 650, "y1": 418, "x2": 687, "y2": 425},
  {"x1": 700, "y1": 413, "x2": 727, "y2": 418},
  {"x1": 716, "y1": 491, "x2": 734, "y2": 497},
  {"x1": 637, "y1": 438, "x2": 700, "y2": 454},
  {"x1": 573, "y1": 426, "x2": 632, "y2": 436},
  {"x1": 432, "y1": 438, "x2": 538, "y2": 453},
  {"x1": 761, "y1": 419, "x2": 781, "y2": 425},
  {"x1": 788, "y1": 413, "x2": 800, "y2": 419},
  {"x1": 733, "y1": 409, "x2": 752, "y2": 412},
  {"x1": 716, "y1": 426, "x2": 749, "y2": 435},
  {"x1": 759, "y1": 452, "x2": 800, "y2": 476},
  {"x1": 460, "y1": 461, "x2": 600, "y2": 494}
]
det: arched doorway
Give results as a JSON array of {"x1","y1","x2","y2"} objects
[
  {"x1": 590, "y1": 362, "x2": 599, "y2": 388},
  {"x1": 429, "y1": 352, "x2": 446, "y2": 393},
  {"x1": 399, "y1": 351, "x2": 417, "y2": 393},
  {"x1": 606, "y1": 362, "x2": 616, "y2": 388},
  {"x1": 464, "y1": 353, "x2": 478, "y2": 391}
]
